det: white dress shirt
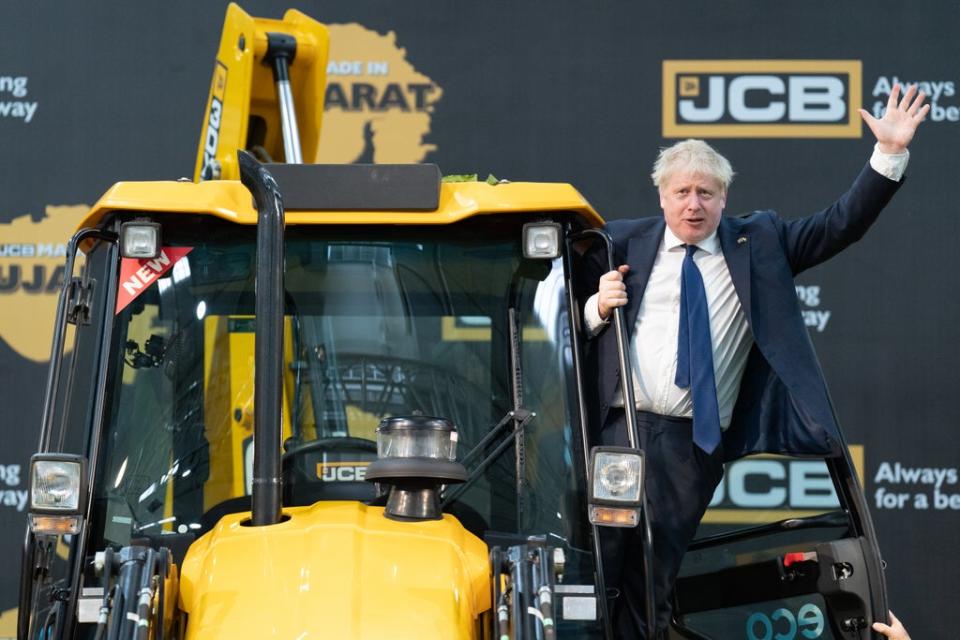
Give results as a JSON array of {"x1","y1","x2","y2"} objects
[{"x1": 584, "y1": 146, "x2": 909, "y2": 428}]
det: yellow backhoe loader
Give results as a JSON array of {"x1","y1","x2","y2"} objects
[{"x1": 17, "y1": 4, "x2": 892, "y2": 639}]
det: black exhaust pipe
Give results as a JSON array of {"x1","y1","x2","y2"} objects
[{"x1": 238, "y1": 150, "x2": 284, "y2": 526}]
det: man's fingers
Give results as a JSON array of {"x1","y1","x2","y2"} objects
[
  {"x1": 887, "y1": 82, "x2": 901, "y2": 109},
  {"x1": 598, "y1": 292, "x2": 628, "y2": 318},
  {"x1": 601, "y1": 296, "x2": 628, "y2": 309},
  {"x1": 915, "y1": 103, "x2": 931, "y2": 121},
  {"x1": 907, "y1": 90, "x2": 927, "y2": 116},
  {"x1": 601, "y1": 291, "x2": 627, "y2": 302},
  {"x1": 898, "y1": 83, "x2": 917, "y2": 110},
  {"x1": 873, "y1": 611, "x2": 909, "y2": 640},
  {"x1": 600, "y1": 268, "x2": 626, "y2": 282},
  {"x1": 599, "y1": 278, "x2": 628, "y2": 309},
  {"x1": 601, "y1": 285, "x2": 627, "y2": 295},
  {"x1": 872, "y1": 622, "x2": 893, "y2": 634},
  {"x1": 598, "y1": 266, "x2": 630, "y2": 317},
  {"x1": 858, "y1": 109, "x2": 883, "y2": 140}
]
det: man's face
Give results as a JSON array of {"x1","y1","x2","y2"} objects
[{"x1": 659, "y1": 171, "x2": 726, "y2": 245}]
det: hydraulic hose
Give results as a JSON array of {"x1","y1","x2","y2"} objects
[
  {"x1": 93, "y1": 547, "x2": 115, "y2": 640},
  {"x1": 536, "y1": 546, "x2": 557, "y2": 640},
  {"x1": 135, "y1": 549, "x2": 157, "y2": 640}
]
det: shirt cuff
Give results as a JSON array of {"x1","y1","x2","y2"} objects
[
  {"x1": 870, "y1": 143, "x2": 909, "y2": 182},
  {"x1": 583, "y1": 292, "x2": 610, "y2": 337}
]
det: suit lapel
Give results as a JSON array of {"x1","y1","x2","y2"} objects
[
  {"x1": 719, "y1": 219, "x2": 752, "y2": 323},
  {"x1": 624, "y1": 219, "x2": 665, "y2": 329}
]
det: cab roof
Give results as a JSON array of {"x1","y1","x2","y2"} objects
[{"x1": 80, "y1": 166, "x2": 603, "y2": 230}]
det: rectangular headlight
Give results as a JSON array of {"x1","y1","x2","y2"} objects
[
  {"x1": 120, "y1": 220, "x2": 161, "y2": 259},
  {"x1": 590, "y1": 447, "x2": 643, "y2": 504},
  {"x1": 522, "y1": 222, "x2": 562, "y2": 259},
  {"x1": 30, "y1": 454, "x2": 87, "y2": 514}
]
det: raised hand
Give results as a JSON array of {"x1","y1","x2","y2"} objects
[{"x1": 859, "y1": 83, "x2": 930, "y2": 154}]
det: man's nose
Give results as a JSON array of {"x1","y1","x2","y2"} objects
[{"x1": 685, "y1": 193, "x2": 702, "y2": 211}]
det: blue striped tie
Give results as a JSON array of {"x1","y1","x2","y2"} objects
[{"x1": 675, "y1": 244, "x2": 721, "y2": 453}]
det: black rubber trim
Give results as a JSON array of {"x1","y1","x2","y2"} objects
[{"x1": 365, "y1": 457, "x2": 467, "y2": 482}]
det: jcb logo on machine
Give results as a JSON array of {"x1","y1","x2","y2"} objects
[
  {"x1": 317, "y1": 462, "x2": 370, "y2": 482},
  {"x1": 200, "y1": 62, "x2": 228, "y2": 180},
  {"x1": 662, "y1": 60, "x2": 862, "y2": 138}
]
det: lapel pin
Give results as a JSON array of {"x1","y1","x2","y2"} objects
[{"x1": 737, "y1": 236, "x2": 747, "y2": 245}]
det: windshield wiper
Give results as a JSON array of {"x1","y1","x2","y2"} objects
[
  {"x1": 442, "y1": 302, "x2": 535, "y2": 510},
  {"x1": 441, "y1": 407, "x2": 535, "y2": 509}
]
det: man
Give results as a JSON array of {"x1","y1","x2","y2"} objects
[{"x1": 580, "y1": 83, "x2": 929, "y2": 637}]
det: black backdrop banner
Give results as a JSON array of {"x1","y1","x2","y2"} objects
[{"x1": 1, "y1": 2, "x2": 958, "y2": 637}]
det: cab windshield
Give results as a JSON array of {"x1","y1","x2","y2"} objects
[{"x1": 89, "y1": 215, "x2": 589, "y2": 566}]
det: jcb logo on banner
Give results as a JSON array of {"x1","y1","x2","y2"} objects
[
  {"x1": 662, "y1": 60, "x2": 862, "y2": 138},
  {"x1": 702, "y1": 445, "x2": 864, "y2": 524}
]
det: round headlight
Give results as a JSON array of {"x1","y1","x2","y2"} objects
[
  {"x1": 599, "y1": 460, "x2": 633, "y2": 496},
  {"x1": 32, "y1": 460, "x2": 82, "y2": 510},
  {"x1": 592, "y1": 450, "x2": 642, "y2": 503},
  {"x1": 376, "y1": 416, "x2": 458, "y2": 461}
]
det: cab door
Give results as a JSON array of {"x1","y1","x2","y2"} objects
[{"x1": 670, "y1": 451, "x2": 887, "y2": 640}]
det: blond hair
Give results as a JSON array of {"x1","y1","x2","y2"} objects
[{"x1": 651, "y1": 139, "x2": 735, "y2": 193}]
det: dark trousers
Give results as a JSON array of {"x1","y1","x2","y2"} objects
[{"x1": 597, "y1": 408, "x2": 725, "y2": 638}]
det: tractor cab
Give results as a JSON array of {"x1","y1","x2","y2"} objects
[{"x1": 19, "y1": 154, "x2": 624, "y2": 638}]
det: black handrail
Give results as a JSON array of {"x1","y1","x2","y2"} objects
[
  {"x1": 569, "y1": 228, "x2": 656, "y2": 640},
  {"x1": 568, "y1": 229, "x2": 640, "y2": 448},
  {"x1": 562, "y1": 230, "x2": 613, "y2": 640},
  {"x1": 38, "y1": 228, "x2": 117, "y2": 453},
  {"x1": 238, "y1": 149, "x2": 285, "y2": 526}
]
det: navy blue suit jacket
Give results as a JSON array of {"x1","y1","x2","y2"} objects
[{"x1": 580, "y1": 163, "x2": 902, "y2": 462}]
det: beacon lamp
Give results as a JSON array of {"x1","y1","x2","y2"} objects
[{"x1": 365, "y1": 416, "x2": 467, "y2": 521}]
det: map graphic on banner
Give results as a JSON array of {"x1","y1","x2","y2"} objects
[
  {"x1": 0, "y1": 205, "x2": 88, "y2": 361},
  {"x1": 318, "y1": 24, "x2": 443, "y2": 163},
  {"x1": 0, "y1": 25, "x2": 441, "y2": 359}
]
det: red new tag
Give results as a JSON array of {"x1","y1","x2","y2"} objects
[{"x1": 115, "y1": 247, "x2": 193, "y2": 314}]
